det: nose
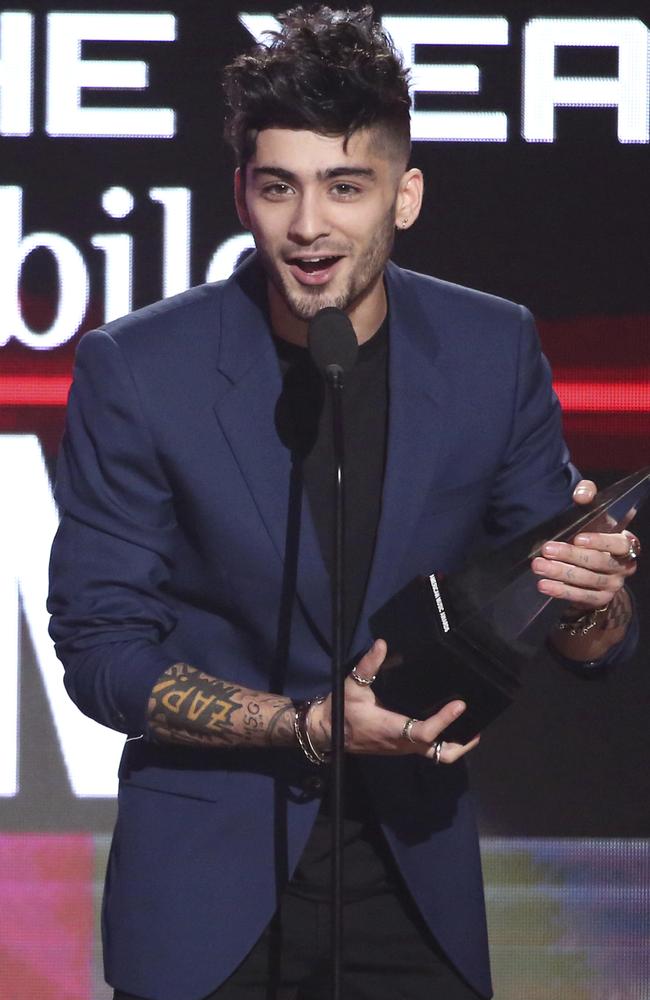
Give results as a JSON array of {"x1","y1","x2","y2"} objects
[{"x1": 287, "y1": 190, "x2": 330, "y2": 246}]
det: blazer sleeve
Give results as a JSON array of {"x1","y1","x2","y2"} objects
[
  {"x1": 484, "y1": 305, "x2": 636, "y2": 667},
  {"x1": 485, "y1": 306, "x2": 580, "y2": 541},
  {"x1": 48, "y1": 328, "x2": 181, "y2": 735}
]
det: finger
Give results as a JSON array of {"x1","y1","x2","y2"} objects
[
  {"x1": 434, "y1": 734, "x2": 481, "y2": 764},
  {"x1": 572, "y1": 531, "x2": 638, "y2": 559},
  {"x1": 414, "y1": 700, "x2": 466, "y2": 748},
  {"x1": 573, "y1": 480, "x2": 597, "y2": 505},
  {"x1": 348, "y1": 639, "x2": 386, "y2": 686},
  {"x1": 621, "y1": 530, "x2": 642, "y2": 564},
  {"x1": 538, "y1": 536, "x2": 639, "y2": 578},
  {"x1": 532, "y1": 555, "x2": 626, "y2": 591},
  {"x1": 536, "y1": 576, "x2": 617, "y2": 608}
]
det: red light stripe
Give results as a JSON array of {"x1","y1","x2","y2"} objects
[
  {"x1": 0, "y1": 375, "x2": 72, "y2": 406},
  {"x1": 554, "y1": 381, "x2": 650, "y2": 413},
  {"x1": 1, "y1": 375, "x2": 649, "y2": 411}
]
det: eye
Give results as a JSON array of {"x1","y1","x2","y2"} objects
[
  {"x1": 262, "y1": 182, "x2": 294, "y2": 198},
  {"x1": 331, "y1": 183, "x2": 361, "y2": 198}
]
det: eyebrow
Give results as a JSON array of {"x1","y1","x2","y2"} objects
[{"x1": 251, "y1": 165, "x2": 377, "y2": 183}]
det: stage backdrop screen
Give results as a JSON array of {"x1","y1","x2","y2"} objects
[{"x1": 1, "y1": 3, "x2": 649, "y2": 998}]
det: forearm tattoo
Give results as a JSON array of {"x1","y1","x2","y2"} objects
[{"x1": 148, "y1": 663, "x2": 296, "y2": 749}]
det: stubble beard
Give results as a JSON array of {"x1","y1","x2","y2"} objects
[{"x1": 260, "y1": 207, "x2": 396, "y2": 322}]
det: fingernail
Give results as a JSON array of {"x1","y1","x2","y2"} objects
[
  {"x1": 543, "y1": 543, "x2": 559, "y2": 556},
  {"x1": 575, "y1": 534, "x2": 590, "y2": 545},
  {"x1": 453, "y1": 702, "x2": 465, "y2": 717},
  {"x1": 574, "y1": 486, "x2": 590, "y2": 495}
]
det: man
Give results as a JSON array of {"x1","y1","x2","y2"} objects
[{"x1": 48, "y1": 7, "x2": 637, "y2": 1000}]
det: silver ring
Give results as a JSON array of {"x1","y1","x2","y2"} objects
[
  {"x1": 432, "y1": 740, "x2": 443, "y2": 765},
  {"x1": 626, "y1": 535, "x2": 641, "y2": 561},
  {"x1": 401, "y1": 717, "x2": 418, "y2": 744},
  {"x1": 350, "y1": 666, "x2": 376, "y2": 687}
]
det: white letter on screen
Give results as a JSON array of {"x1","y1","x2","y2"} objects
[
  {"x1": 0, "y1": 186, "x2": 89, "y2": 350},
  {"x1": 523, "y1": 18, "x2": 650, "y2": 143},
  {"x1": 206, "y1": 233, "x2": 256, "y2": 283},
  {"x1": 91, "y1": 186, "x2": 135, "y2": 322},
  {"x1": 382, "y1": 16, "x2": 509, "y2": 142},
  {"x1": 46, "y1": 12, "x2": 176, "y2": 138},
  {"x1": 238, "y1": 13, "x2": 281, "y2": 43},
  {"x1": 0, "y1": 11, "x2": 33, "y2": 136},
  {"x1": 149, "y1": 187, "x2": 192, "y2": 297},
  {"x1": 0, "y1": 436, "x2": 122, "y2": 797}
]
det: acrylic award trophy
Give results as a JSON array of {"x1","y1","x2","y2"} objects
[{"x1": 369, "y1": 467, "x2": 650, "y2": 744}]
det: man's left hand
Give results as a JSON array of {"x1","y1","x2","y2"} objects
[
  {"x1": 531, "y1": 479, "x2": 639, "y2": 610},
  {"x1": 532, "y1": 478, "x2": 639, "y2": 661}
]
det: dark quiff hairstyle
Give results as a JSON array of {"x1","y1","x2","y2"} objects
[{"x1": 223, "y1": 5, "x2": 411, "y2": 169}]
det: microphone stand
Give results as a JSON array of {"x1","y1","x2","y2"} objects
[
  {"x1": 307, "y1": 307, "x2": 357, "y2": 1000},
  {"x1": 327, "y1": 363, "x2": 345, "y2": 1000}
]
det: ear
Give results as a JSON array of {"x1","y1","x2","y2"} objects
[
  {"x1": 394, "y1": 168, "x2": 424, "y2": 230},
  {"x1": 234, "y1": 168, "x2": 251, "y2": 229}
]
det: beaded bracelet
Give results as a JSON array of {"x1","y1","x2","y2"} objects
[{"x1": 294, "y1": 695, "x2": 330, "y2": 766}]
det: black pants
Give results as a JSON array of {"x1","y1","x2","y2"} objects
[
  {"x1": 114, "y1": 880, "x2": 481, "y2": 1000},
  {"x1": 114, "y1": 793, "x2": 482, "y2": 1000}
]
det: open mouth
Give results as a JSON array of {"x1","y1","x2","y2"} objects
[
  {"x1": 290, "y1": 256, "x2": 343, "y2": 274},
  {"x1": 286, "y1": 254, "x2": 345, "y2": 286}
]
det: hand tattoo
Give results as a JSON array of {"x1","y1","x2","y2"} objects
[{"x1": 599, "y1": 589, "x2": 632, "y2": 631}]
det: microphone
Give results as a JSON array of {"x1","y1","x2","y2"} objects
[{"x1": 307, "y1": 307, "x2": 358, "y2": 382}]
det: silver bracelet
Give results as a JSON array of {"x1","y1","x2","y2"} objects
[{"x1": 294, "y1": 695, "x2": 330, "y2": 766}]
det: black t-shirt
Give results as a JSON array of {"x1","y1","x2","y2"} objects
[
  {"x1": 274, "y1": 315, "x2": 388, "y2": 653},
  {"x1": 274, "y1": 316, "x2": 398, "y2": 900}
]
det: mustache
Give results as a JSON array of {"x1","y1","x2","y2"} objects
[{"x1": 283, "y1": 244, "x2": 352, "y2": 259}]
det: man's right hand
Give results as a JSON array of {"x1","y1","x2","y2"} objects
[
  {"x1": 308, "y1": 639, "x2": 480, "y2": 764},
  {"x1": 147, "y1": 643, "x2": 480, "y2": 764}
]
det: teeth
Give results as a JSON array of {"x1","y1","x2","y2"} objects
[{"x1": 289, "y1": 254, "x2": 341, "y2": 275}]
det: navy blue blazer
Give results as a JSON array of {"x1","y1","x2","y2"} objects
[{"x1": 49, "y1": 255, "x2": 579, "y2": 1000}]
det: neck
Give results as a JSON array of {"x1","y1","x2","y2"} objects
[{"x1": 268, "y1": 274, "x2": 387, "y2": 348}]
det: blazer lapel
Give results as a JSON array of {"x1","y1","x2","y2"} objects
[
  {"x1": 353, "y1": 263, "x2": 451, "y2": 650},
  {"x1": 212, "y1": 257, "x2": 331, "y2": 648},
  {"x1": 213, "y1": 257, "x2": 451, "y2": 657}
]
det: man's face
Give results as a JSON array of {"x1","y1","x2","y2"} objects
[{"x1": 236, "y1": 128, "x2": 416, "y2": 327}]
